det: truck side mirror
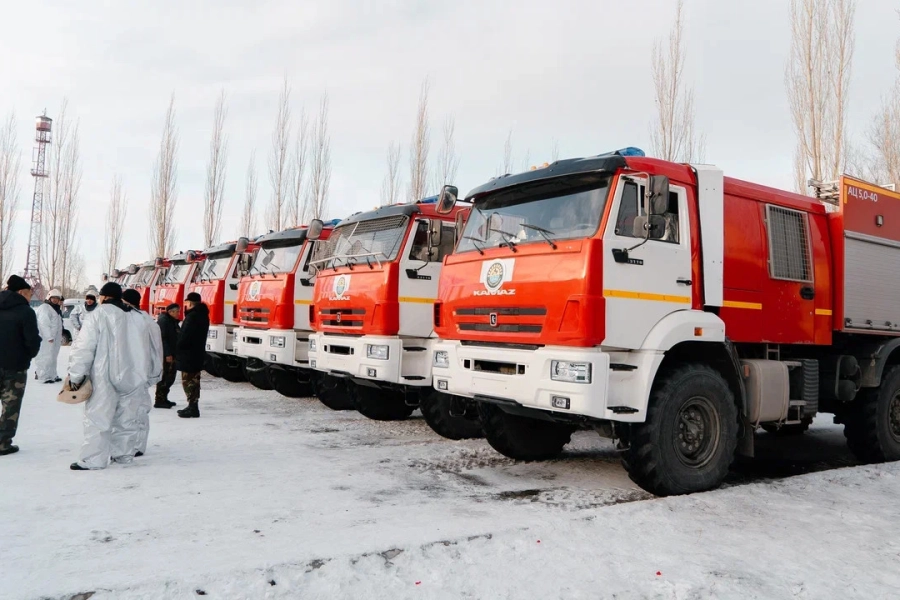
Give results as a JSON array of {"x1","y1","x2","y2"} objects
[
  {"x1": 632, "y1": 215, "x2": 667, "y2": 240},
  {"x1": 645, "y1": 175, "x2": 669, "y2": 215},
  {"x1": 236, "y1": 237, "x2": 250, "y2": 253},
  {"x1": 428, "y1": 219, "x2": 443, "y2": 248},
  {"x1": 435, "y1": 185, "x2": 458, "y2": 215},
  {"x1": 307, "y1": 219, "x2": 324, "y2": 240}
]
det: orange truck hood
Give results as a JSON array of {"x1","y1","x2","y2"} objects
[
  {"x1": 152, "y1": 284, "x2": 184, "y2": 316},
  {"x1": 312, "y1": 263, "x2": 399, "y2": 335},
  {"x1": 434, "y1": 239, "x2": 605, "y2": 347},
  {"x1": 192, "y1": 280, "x2": 226, "y2": 325},
  {"x1": 237, "y1": 274, "x2": 295, "y2": 330}
]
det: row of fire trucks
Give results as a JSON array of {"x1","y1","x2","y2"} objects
[{"x1": 109, "y1": 146, "x2": 900, "y2": 496}]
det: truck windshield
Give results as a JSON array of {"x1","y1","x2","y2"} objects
[
  {"x1": 457, "y1": 176, "x2": 612, "y2": 253},
  {"x1": 166, "y1": 263, "x2": 191, "y2": 284},
  {"x1": 257, "y1": 245, "x2": 302, "y2": 274},
  {"x1": 133, "y1": 267, "x2": 155, "y2": 287},
  {"x1": 319, "y1": 214, "x2": 409, "y2": 266},
  {"x1": 198, "y1": 255, "x2": 233, "y2": 280}
]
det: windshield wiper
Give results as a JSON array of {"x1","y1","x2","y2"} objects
[
  {"x1": 462, "y1": 236, "x2": 485, "y2": 255},
  {"x1": 489, "y1": 227, "x2": 518, "y2": 252},
  {"x1": 520, "y1": 223, "x2": 558, "y2": 250}
]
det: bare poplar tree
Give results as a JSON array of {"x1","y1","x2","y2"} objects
[
  {"x1": 268, "y1": 78, "x2": 291, "y2": 231},
  {"x1": 786, "y1": 0, "x2": 856, "y2": 192},
  {"x1": 381, "y1": 141, "x2": 402, "y2": 206},
  {"x1": 867, "y1": 12, "x2": 900, "y2": 187},
  {"x1": 501, "y1": 129, "x2": 514, "y2": 175},
  {"x1": 290, "y1": 108, "x2": 309, "y2": 225},
  {"x1": 149, "y1": 94, "x2": 179, "y2": 258},
  {"x1": 436, "y1": 116, "x2": 460, "y2": 187},
  {"x1": 521, "y1": 149, "x2": 532, "y2": 172},
  {"x1": 104, "y1": 175, "x2": 127, "y2": 272},
  {"x1": 408, "y1": 80, "x2": 430, "y2": 201},
  {"x1": 309, "y1": 94, "x2": 332, "y2": 219},
  {"x1": 0, "y1": 112, "x2": 20, "y2": 281},
  {"x1": 650, "y1": 0, "x2": 705, "y2": 163},
  {"x1": 59, "y1": 124, "x2": 82, "y2": 293},
  {"x1": 203, "y1": 90, "x2": 228, "y2": 247},
  {"x1": 241, "y1": 152, "x2": 258, "y2": 238},
  {"x1": 550, "y1": 138, "x2": 560, "y2": 162}
]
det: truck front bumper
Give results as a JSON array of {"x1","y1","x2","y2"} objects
[
  {"x1": 308, "y1": 334, "x2": 433, "y2": 387},
  {"x1": 235, "y1": 327, "x2": 309, "y2": 367},
  {"x1": 430, "y1": 340, "x2": 661, "y2": 422}
]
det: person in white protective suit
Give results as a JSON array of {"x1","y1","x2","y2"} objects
[
  {"x1": 122, "y1": 289, "x2": 163, "y2": 457},
  {"x1": 67, "y1": 282, "x2": 149, "y2": 470},
  {"x1": 69, "y1": 294, "x2": 98, "y2": 341},
  {"x1": 34, "y1": 289, "x2": 64, "y2": 383}
]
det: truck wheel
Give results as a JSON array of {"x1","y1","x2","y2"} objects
[
  {"x1": 477, "y1": 403, "x2": 575, "y2": 461},
  {"x1": 624, "y1": 364, "x2": 738, "y2": 496},
  {"x1": 270, "y1": 368, "x2": 314, "y2": 398},
  {"x1": 314, "y1": 374, "x2": 355, "y2": 411},
  {"x1": 843, "y1": 366, "x2": 900, "y2": 463},
  {"x1": 419, "y1": 389, "x2": 483, "y2": 440},
  {"x1": 352, "y1": 385, "x2": 414, "y2": 421},
  {"x1": 204, "y1": 354, "x2": 221, "y2": 378},
  {"x1": 761, "y1": 417, "x2": 813, "y2": 436},
  {"x1": 219, "y1": 359, "x2": 246, "y2": 383},
  {"x1": 244, "y1": 363, "x2": 274, "y2": 391}
]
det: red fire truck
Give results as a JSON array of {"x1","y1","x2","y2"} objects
[
  {"x1": 432, "y1": 147, "x2": 900, "y2": 495},
  {"x1": 306, "y1": 198, "x2": 482, "y2": 439},
  {"x1": 233, "y1": 223, "x2": 335, "y2": 397},
  {"x1": 151, "y1": 250, "x2": 204, "y2": 316},
  {"x1": 182, "y1": 237, "x2": 256, "y2": 381},
  {"x1": 127, "y1": 260, "x2": 166, "y2": 312}
]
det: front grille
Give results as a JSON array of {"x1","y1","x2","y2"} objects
[
  {"x1": 459, "y1": 323, "x2": 542, "y2": 333},
  {"x1": 320, "y1": 307, "x2": 365, "y2": 327},
  {"x1": 240, "y1": 307, "x2": 270, "y2": 324},
  {"x1": 454, "y1": 305, "x2": 545, "y2": 335}
]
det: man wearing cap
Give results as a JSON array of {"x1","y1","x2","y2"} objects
[
  {"x1": 176, "y1": 292, "x2": 209, "y2": 418},
  {"x1": 154, "y1": 303, "x2": 181, "y2": 409},
  {"x1": 35, "y1": 288, "x2": 64, "y2": 383},
  {"x1": 67, "y1": 282, "x2": 146, "y2": 470},
  {"x1": 122, "y1": 289, "x2": 163, "y2": 457},
  {"x1": 0, "y1": 276, "x2": 41, "y2": 455},
  {"x1": 69, "y1": 294, "x2": 98, "y2": 341}
]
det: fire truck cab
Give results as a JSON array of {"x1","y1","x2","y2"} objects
[
  {"x1": 127, "y1": 260, "x2": 165, "y2": 312},
  {"x1": 189, "y1": 237, "x2": 257, "y2": 381},
  {"x1": 433, "y1": 147, "x2": 900, "y2": 496},
  {"x1": 306, "y1": 198, "x2": 482, "y2": 439},
  {"x1": 151, "y1": 250, "x2": 204, "y2": 316},
  {"x1": 233, "y1": 223, "x2": 334, "y2": 396}
]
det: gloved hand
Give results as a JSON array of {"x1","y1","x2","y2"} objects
[{"x1": 68, "y1": 378, "x2": 83, "y2": 392}]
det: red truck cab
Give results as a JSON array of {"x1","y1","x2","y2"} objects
[{"x1": 151, "y1": 250, "x2": 204, "y2": 316}]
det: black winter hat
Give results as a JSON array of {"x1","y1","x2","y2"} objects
[
  {"x1": 122, "y1": 289, "x2": 141, "y2": 307},
  {"x1": 99, "y1": 282, "x2": 123, "y2": 300},
  {"x1": 166, "y1": 303, "x2": 180, "y2": 312},
  {"x1": 185, "y1": 292, "x2": 202, "y2": 302},
  {"x1": 85, "y1": 294, "x2": 96, "y2": 301},
  {"x1": 6, "y1": 275, "x2": 30, "y2": 292}
]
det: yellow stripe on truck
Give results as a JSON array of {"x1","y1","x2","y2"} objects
[
  {"x1": 603, "y1": 289, "x2": 691, "y2": 304},
  {"x1": 815, "y1": 308, "x2": 833, "y2": 316},
  {"x1": 722, "y1": 300, "x2": 763, "y2": 310},
  {"x1": 294, "y1": 299, "x2": 312, "y2": 305},
  {"x1": 398, "y1": 296, "x2": 436, "y2": 304}
]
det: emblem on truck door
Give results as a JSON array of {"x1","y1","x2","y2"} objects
[
  {"x1": 332, "y1": 275, "x2": 351, "y2": 300},
  {"x1": 248, "y1": 280, "x2": 262, "y2": 301},
  {"x1": 475, "y1": 259, "x2": 516, "y2": 296}
]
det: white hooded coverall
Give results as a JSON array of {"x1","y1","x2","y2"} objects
[
  {"x1": 34, "y1": 302, "x2": 63, "y2": 381},
  {"x1": 68, "y1": 303, "x2": 147, "y2": 469},
  {"x1": 126, "y1": 308, "x2": 163, "y2": 455}
]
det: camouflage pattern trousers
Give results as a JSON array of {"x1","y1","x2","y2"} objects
[
  {"x1": 0, "y1": 369, "x2": 27, "y2": 449},
  {"x1": 182, "y1": 372, "x2": 201, "y2": 405}
]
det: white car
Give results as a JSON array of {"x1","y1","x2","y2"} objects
[{"x1": 61, "y1": 298, "x2": 85, "y2": 345}]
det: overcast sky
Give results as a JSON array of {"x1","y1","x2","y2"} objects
[{"x1": 1, "y1": 0, "x2": 898, "y2": 287}]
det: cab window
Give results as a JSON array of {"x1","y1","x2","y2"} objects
[
  {"x1": 408, "y1": 220, "x2": 456, "y2": 263},
  {"x1": 614, "y1": 181, "x2": 680, "y2": 244}
]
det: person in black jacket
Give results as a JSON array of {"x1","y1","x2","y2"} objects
[
  {"x1": 154, "y1": 303, "x2": 181, "y2": 409},
  {"x1": 176, "y1": 293, "x2": 209, "y2": 418},
  {"x1": 0, "y1": 275, "x2": 42, "y2": 455}
]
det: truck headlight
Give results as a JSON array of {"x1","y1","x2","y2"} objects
[
  {"x1": 270, "y1": 336, "x2": 286, "y2": 348},
  {"x1": 551, "y1": 361, "x2": 591, "y2": 383},
  {"x1": 366, "y1": 344, "x2": 389, "y2": 360},
  {"x1": 207, "y1": 330, "x2": 218, "y2": 339},
  {"x1": 433, "y1": 350, "x2": 449, "y2": 368},
  {"x1": 309, "y1": 338, "x2": 317, "y2": 353}
]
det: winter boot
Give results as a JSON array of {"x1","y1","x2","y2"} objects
[
  {"x1": 0, "y1": 444, "x2": 19, "y2": 456},
  {"x1": 177, "y1": 402, "x2": 199, "y2": 418},
  {"x1": 70, "y1": 462, "x2": 90, "y2": 471},
  {"x1": 154, "y1": 401, "x2": 174, "y2": 409}
]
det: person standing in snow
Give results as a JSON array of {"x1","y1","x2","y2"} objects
[
  {"x1": 34, "y1": 289, "x2": 64, "y2": 384},
  {"x1": 154, "y1": 303, "x2": 181, "y2": 409},
  {"x1": 176, "y1": 292, "x2": 209, "y2": 419},
  {"x1": 0, "y1": 276, "x2": 42, "y2": 456},
  {"x1": 122, "y1": 289, "x2": 163, "y2": 457},
  {"x1": 67, "y1": 282, "x2": 147, "y2": 470},
  {"x1": 69, "y1": 294, "x2": 98, "y2": 341}
]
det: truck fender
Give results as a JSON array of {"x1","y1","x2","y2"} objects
[
  {"x1": 640, "y1": 309, "x2": 726, "y2": 352},
  {"x1": 855, "y1": 337, "x2": 900, "y2": 388}
]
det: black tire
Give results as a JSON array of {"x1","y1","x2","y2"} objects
[
  {"x1": 477, "y1": 402, "x2": 575, "y2": 461},
  {"x1": 244, "y1": 363, "x2": 274, "y2": 390},
  {"x1": 761, "y1": 417, "x2": 813, "y2": 436},
  {"x1": 352, "y1": 385, "x2": 414, "y2": 421},
  {"x1": 314, "y1": 374, "x2": 355, "y2": 411},
  {"x1": 219, "y1": 359, "x2": 246, "y2": 383},
  {"x1": 843, "y1": 366, "x2": 900, "y2": 463},
  {"x1": 204, "y1": 353, "x2": 221, "y2": 378},
  {"x1": 419, "y1": 389, "x2": 483, "y2": 440},
  {"x1": 624, "y1": 364, "x2": 738, "y2": 496},
  {"x1": 270, "y1": 368, "x2": 314, "y2": 398}
]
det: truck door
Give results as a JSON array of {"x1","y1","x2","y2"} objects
[
  {"x1": 602, "y1": 178, "x2": 694, "y2": 349},
  {"x1": 397, "y1": 219, "x2": 454, "y2": 338}
]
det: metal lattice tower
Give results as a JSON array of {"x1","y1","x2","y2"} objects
[{"x1": 23, "y1": 113, "x2": 52, "y2": 299}]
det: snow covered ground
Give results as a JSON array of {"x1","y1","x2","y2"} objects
[{"x1": 3, "y1": 348, "x2": 898, "y2": 600}]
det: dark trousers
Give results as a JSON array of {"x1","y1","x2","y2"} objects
[
  {"x1": 0, "y1": 369, "x2": 27, "y2": 448},
  {"x1": 182, "y1": 372, "x2": 201, "y2": 405},
  {"x1": 155, "y1": 360, "x2": 178, "y2": 404}
]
